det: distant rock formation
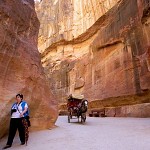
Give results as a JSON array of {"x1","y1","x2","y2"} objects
[
  {"x1": 36, "y1": 0, "x2": 150, "y2": 117},
  {"x1": 0, "y1": 0, "x2": 58, "y2": 138}
]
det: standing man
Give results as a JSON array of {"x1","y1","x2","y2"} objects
[{"x1": 3, "y1": 94, "x2": 29, "y2": 149}]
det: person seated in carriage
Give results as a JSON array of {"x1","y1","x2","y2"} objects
[
  {"x1": 67, "y1": 94, "x2": 88, "y2": 112},
  {"x1": 67, "y1": 94, "x2": 83, "y2": 107}
]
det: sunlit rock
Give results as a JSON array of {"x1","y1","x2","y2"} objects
[{"x1": 36, "y1": 0, "x2": 150, "y2": 117}]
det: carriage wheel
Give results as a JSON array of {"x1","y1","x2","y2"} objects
[
  {"x1": 68, "y1": 108, "x2": 73, "y2": 119},
  {"x1": 78, "y1": 116, "x2": 80, "y2": 123},
  {"x1": 68, "y1": 115, "x2": 71, "y2": 123}
]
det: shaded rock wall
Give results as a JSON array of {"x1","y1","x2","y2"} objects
[
  {"x1": 36, "y1": 0, "x2": 150, "y2": 117},
  {"x1": 0, "y1": 0, "x2": 58, "y2": 138}
]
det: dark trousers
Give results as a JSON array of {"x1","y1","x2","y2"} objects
[{"x1": 6, "y1": 118, "x2": 25, "y2": 146}]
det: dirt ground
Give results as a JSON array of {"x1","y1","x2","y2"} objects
[{"x1": 0, "y1": 116, "x2": 150, "y2": 150}]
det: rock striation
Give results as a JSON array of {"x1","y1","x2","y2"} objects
[
  {"x1": 0, "y1": 0, "x2": 58, "y2": 139},
  {"x1": 36, "y1": 0, "x2": 150, "y2": 117},
  {"x1": 36, "y1": 0, "x2": 120, "y2": 53}
]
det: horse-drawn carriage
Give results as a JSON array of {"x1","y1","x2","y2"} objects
[{"x1": 67, "y1": 94, "x2": 88, "y2": 123}]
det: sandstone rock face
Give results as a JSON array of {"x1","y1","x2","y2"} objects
[
  {"x1": 36, "y1": 0, "x2": 150, "y2": 117},
  {"x1": 0, "y1": 0, "x2": 58, "y2": 139},
  {"x1": 105, "y1": 103, "x2": 150, "y2": 118},
  {"x1": 36, "y1": 0, "x2": 120, "y2": 53}
]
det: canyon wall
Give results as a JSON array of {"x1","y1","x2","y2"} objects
[
  {"x1": 36, "y1": 0, "x2": 150, "y2": 117},
  {"x1": 0, "y1": 0, "x2": 58, "y2": 139}
]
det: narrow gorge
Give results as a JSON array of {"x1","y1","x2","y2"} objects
[{"x1": 36, "y1": 0, "x2": 150, "y2": 117}]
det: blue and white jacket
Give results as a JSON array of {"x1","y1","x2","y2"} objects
[{"x1": 11, "y1": 101, "x2": 29, "y2": 118}]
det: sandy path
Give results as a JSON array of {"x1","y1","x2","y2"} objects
[{"x1": 0, "y1": 116, "x2": 150, "y2": 150}]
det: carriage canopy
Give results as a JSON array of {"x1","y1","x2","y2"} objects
[{"x1": 68, "y1": 94, "x2": 84, "y2": 101}]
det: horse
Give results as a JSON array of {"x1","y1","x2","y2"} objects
[{"x1": 77, "y1": 99, "x2": 88, "y2": 122}]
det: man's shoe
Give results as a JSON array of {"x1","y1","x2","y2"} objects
[
  {"x1": 2, "y1": 145, "x2": 11, "y2": 149},
  {"x1": 21, "y1": 142, "x2": 25, "y2": 145}
]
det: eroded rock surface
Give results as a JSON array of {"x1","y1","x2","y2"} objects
[
  {"x1": 0, "y1": 0, "x2": 58, "y2": 138},
  {"x1": 36, "y1": 0, "x2": 120, "y2": 53},
  {"x1": 36, "y1": 0, "x2": 150, "y2": 117}
]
